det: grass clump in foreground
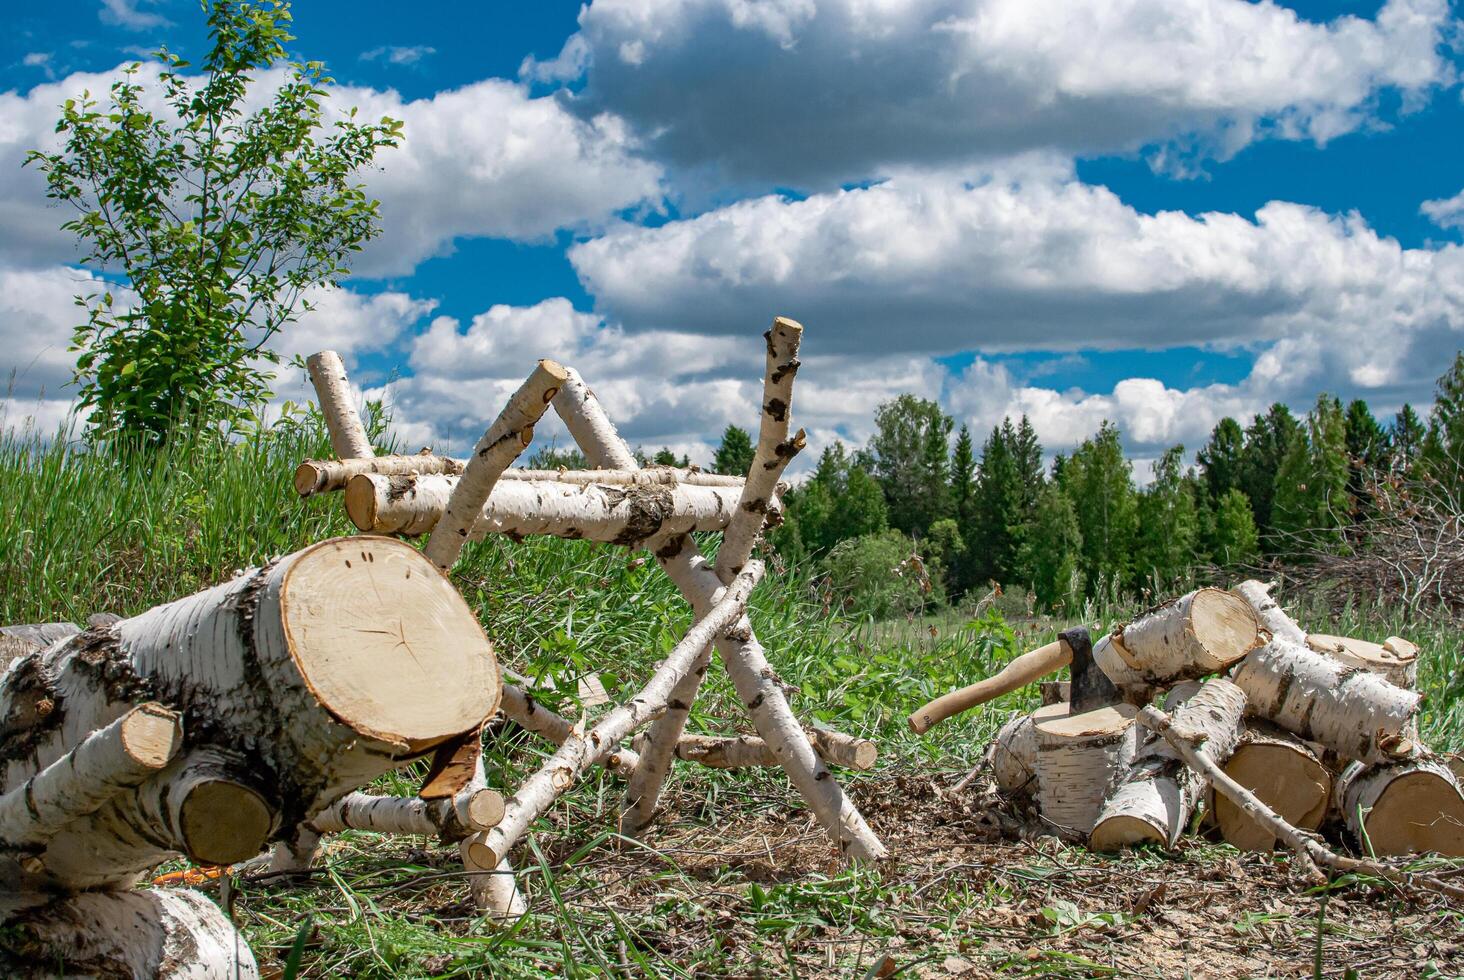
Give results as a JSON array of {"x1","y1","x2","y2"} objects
[{"x1": 3, "y1": 423, "x2": 1462, "y2": 977}]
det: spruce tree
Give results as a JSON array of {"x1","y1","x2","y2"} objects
[
  {"x1": 1424, "y1": 353, "x2": 1464, "y2": 489},
  {"x1": 1272, "y1": 395, "x2": 1350, "y2": 552},
  {"x1": 1210, "y1": 488, "x2": 1260, "y2": 566},
  {"x1": 971, "y1": 421, "x2": 1023, "y2": 585},
  {"x1": 1391, "y1": 404, "x2": 1427, "y2": 474},
  {"x1": 1343, "y1": 399, "x2": 1387, "y2": 515},
  {"x1": 949, "y1": 425, "x2": 979, "y2": 593},
  {"x1": 1196, "y1": 417, "x2": 1245, "y2": 504},
  {"x1": 712, "y1": 425, "x2": 755, "y2": 476},
  {"x1": 1061, "y1": 421, "x2": 1138, "y2": 594},
  {"x1": 1017, "y1": 483, "x2": 1082, "y2": 612},
  {"x1": 1239, "y1": 403, "x2": 1300, "y2": 542},
  {"x1": 1013, "y1": 415, "x2": 1046, "y2": 511},
  {"x1": 1135, "y1": 446, "x2": 1199, "y2": 589}
]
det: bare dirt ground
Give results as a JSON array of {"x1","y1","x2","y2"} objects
[{"x1": 237, "y1": 771, "x2": 1464, "y2": 978}]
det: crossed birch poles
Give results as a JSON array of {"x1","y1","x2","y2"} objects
[{"x1": 293, "y1": 320, "x2": 887, "y2": 914}]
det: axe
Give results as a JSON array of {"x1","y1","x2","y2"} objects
[{"x1": 907, "y1": 627, "x2": 1119, "y2": 734}]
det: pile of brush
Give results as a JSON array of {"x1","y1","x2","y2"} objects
[{"x1": 911, "y1": 583, "x2": 1463, "y2": 860}]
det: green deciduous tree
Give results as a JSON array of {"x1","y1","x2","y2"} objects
[
  {"x1": 27, "y1": 0, "x2": 401, "y2": 442},
  {"x1": 821, "y1": 529, "x2": 943, "y2": 619},
  {"x1": 864, "y1": 394, "x2": 953, "y2": 536},
  {"x1": 712, "y1": 424, "x2": 754, "y2": 476},
  {"x1": 784, "y1": 441, "x2": 887, "y2": 555}
]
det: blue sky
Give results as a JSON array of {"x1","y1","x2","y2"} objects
[{"x1": 3, "y1": 0, "x2": 1463, "y2": 473}]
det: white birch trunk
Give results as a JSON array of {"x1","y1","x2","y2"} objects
[
  {"x1": 1231, "y1": 580, "x2": 1308, "y2": 647},
  {"x1": 306, "y1": 350, "x2": 373, "y2": 460},
  {"x1": 296, "y1": 454, "x2": 744, "y2": 497},
  {"x1": 499, "y1": 683, "x2": 641, "y2": 774},
  {"x1": 1108, "y1": 588, "x2": 1262, "y2": 684},
  {"x1": 1231, "y1": 638, "x2": 1420, "y2": 763},
  {"x1": 347, "y1": 473, "x2": 740, "y2": 544},
  {"x1": 1211, "y1": 722, "x2": 1332, "y2": 852},
  {"x1": 990, "y1": 712, "x2": 1038, "y2": 797},
  {"x1": 1335, "y1": 758, "x2": 1464, "y2": 857},
  {"x1": 0, "y1": 536, "x2": 499, "y2": 901},
  {"x1": 1, "y1": 888, "x2": 258, "y2": 978},
  {"x1": 1032, "y1": 702, "x2": 1139, "y2": 834},
  {"x1": 622, "y1": 318, "x2": 805, "y2": 833},
  {"x1": 0, "y1": 703, "x2": 180, "y2": 847},
  {"x1": 463, "y1": 563, "x2": 762, "y2": 872},
  {"x1": 1089, "y1": 679, "x2": 1247, "y2": 850},
  {"x1": 423, "y1": 359, "x2": 569, "y2": 572},
  {"x1": 463, "y1": 850, "x2": 527, "y2": 921},
  {"x1": 308, "y1": 786, "x2": 506, "y2": 841}
]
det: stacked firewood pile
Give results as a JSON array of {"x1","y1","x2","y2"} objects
[{"x1": 912, "y1": 584, "x2": 1464, "y2": 867}]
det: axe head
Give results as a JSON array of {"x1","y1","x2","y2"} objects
[{"x1": 1060, "y1": 627, "x2": 1120, "y2": 713}]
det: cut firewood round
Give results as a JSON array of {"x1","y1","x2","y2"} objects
[
  {"x1": 1305, "y1": 634, "x2": 1418, "y2": 689},
  {"x1": 990, "y1": 711, "x2": 1038, "y2": 797},
  {"x1": 276, "y1": 536, "x2": 499, "y2": 746},
  {"x1": 1231, "y1": 638, "x2": 1419, "y2": 763},
  {"x1": 1032, "y1": 702, "x2": 1139, "y2": 834},
  {"x1": 1336, "y1": 758, "x2": 1464, "y2": 857},
  {"x1": 1211, "y1": 723, "x2": 1331, "y2": 852},
  {"x1": 1090, "y1": 679, "x2": 1247, "y2": 851},
  {"x1": 1101, "y1": 588, "x2": 1262, "y2": 689}
]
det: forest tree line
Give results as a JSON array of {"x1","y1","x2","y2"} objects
[{"x1": 674, "y1": 353, "x2": 1464, "y2": 618}]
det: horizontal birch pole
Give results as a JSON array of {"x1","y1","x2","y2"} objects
[
  {"x1": 465, "y1": 562, "x2": 764, "y2": 871},
  {"x1": 295, "y1": 453, "x2": 745, "y2": 497},
  {"x1": 651, "y1": 728, "x2": 878, "y2": 771},
  {"x1": 346, "y1": 473, "x2": 741, "y2": 544},
  {"x1": 308, "y1": 786, "x2": 507, "y2": 842}
]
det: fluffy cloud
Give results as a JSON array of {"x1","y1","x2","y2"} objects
[
  {"x1": 1422, "y1": 188, "x2": 1464, "y2": 230},
  {"x1": 98, "y1": 0, "x2": 171, "y2": 31},
  {"x1": 0, "y1": 64, "x2": 664, "y2": 277},
  {"x1": 528, "y1": 0, "x2": 1455, "y2": 186},
  {"x1": 383, "y1": 298, "x2": 757, "y2": 458},
  {"x1": 570, "y1": 167, "x2": 1464, "y2": 410}
]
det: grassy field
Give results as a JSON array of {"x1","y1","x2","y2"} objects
[{"x1": 3, "y1": 423, "x2": 1462, "y2": 977}]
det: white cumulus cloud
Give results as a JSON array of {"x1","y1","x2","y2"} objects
[{"x1": 527, "y1": 0, "x2": 1456, "y2": 186}]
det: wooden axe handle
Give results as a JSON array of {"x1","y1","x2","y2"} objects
[{"x1": 907, "y1": 640, "x2": 1070, "y2": 734}]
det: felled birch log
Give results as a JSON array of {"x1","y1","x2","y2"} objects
[
  {"x1": 1335, "y1": 758, "x2": 1464, "y2": 857},
  {"x1": 1231, "y1": 580, "x2": 1420, "y2": 688},
  {"x1": 0, "y1": 888, "x2": 258, "y2": 978},
  {"x1": 1231, "y1": 580, "x2": 1307, "y2": 646},
  {"x1": 307, "y1": 786, "x2": 506, "y2": 842},
  {"x1": 0, "y1": 702, "x2": 181, "y2": 848},
  {"x1": 1210, "y1": 722, "x2": 1332, "y2": 852},
  {"x1": 990, "y1": 712, "x2": 1038, "y2": 797},
  {"x1": 463, "y1": 563, "x2": 763, "y2": 871},
  {"x1": 295, "y1": 453, "x2": 744, "y2": 497},
  {"x1": 307, "y1": 350, "x2": 374, "y2": 460},
  {"x1": 1089, "y1": 679, "x2": 1247, "y2": 850},
  {"x1": 499, "y1": 682, "x2": 639, "y2": 774},
  {"x1": 346, "y1": 473, "x2": 740, "y2": 544},
  {"x1": 0, "y1": 536, "x2": 499, "y2": 906},
  {"x1": 554, "y1": 360, "x2": 886, "y2": 860},
  {"x1": 622, "y1": 317, "x2": 806, "y2": 834},
  {"x1": 1095, "y1": 588, "x2": 1261, "y2": 694},
  {"x1": 463, "y1": 851, "x2": 528, "y2": 921},
  {"x1": 1306, "y1": 634, "x2": 1418, "y2": 689},
  {"x1": 424, "y1": 359, "x2": 569, "y2": 573},
  {"x1": 1032, "y1": 702, "x2": 1139, "y2": 834},
  {"x1": 1231, "y1": 638, "x2": 1420, "y2": 763},
  {"x1": 645, "y1": 727, "x2": 877, "y2": 771}
]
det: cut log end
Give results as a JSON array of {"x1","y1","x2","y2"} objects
[
  {"x1": 344, "y1": 473, "x2": 382, "y2": 531},
  {"x1": 463, "y1": 788, "x2": 507, "y2": 831},
  {"x1": 293, "y1": 460, "x2": 325, "y2": 497},
  {"x1": 180, "y1": 780, "x2": 275, "y2": 866},
  {"x1": 279, "y1": 536, "x2": 500, "y2": 747},
  {"x1": 1214, "y1": 732, "x2": 1331, "y2": 852},
  {"x1": 1188, "y1": 588, "x2": 1263, "y2": 666},
  {"x1": 1340, "y1": 761, "x2": 1464, "y2": 857},
  {"x1": 1088, "y1": 814, "x2": 1167, "y2": 852},
  {"x1": 1306, "y1": 633, "x2": 1419, "y2": 688},
  {"x1": 120, "y1": 703, "x2": 184, "y2": 768}
]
